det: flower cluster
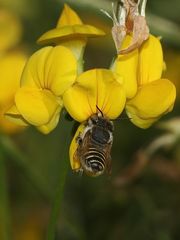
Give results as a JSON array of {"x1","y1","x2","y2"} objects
[
  {"x1": 6, "y1": 4, "x2": 105, "y2": 134},
  {"x1": 112, "y1": 35, "x2": 176, "y2": 128},
  {"x1": 5, "y1": 4, "x2": 176, "y2": 169}
]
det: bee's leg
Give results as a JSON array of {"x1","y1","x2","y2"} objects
[
  {"x1": 73, "y1": 168, "x2": 84, "y2": 177},
  {"x1": 78, "y1": 168, "x2": 84, "y2": 177}
]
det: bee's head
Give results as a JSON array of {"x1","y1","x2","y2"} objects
[
  {"x1": 87, "y1": 114, "x2": 113, "y2": 145},
  {"x1": 89, "y1": 114, "x2": 114, "y2": 133}
]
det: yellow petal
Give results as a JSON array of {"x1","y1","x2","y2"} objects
[
  {"x1": 37, "y1": 25, "x2": 105, "y2": 45},
  {"x1": 15, "y1": 87, "x2": 62, "y2": 126},
  {"x1": 0, "y1": 9, "x2": 22, "y2": 52},
  {"x1": 5, "y1": 104, "x2": 29, "y2": 127},
  {"x1": 21, "y1": 46, "x2": 77, "y2": 96},
  {"x1": 112, "y1": 35, "x2": 138, "y2": 99},
  {"x1": 57, "y1": 4, "x2": 83, "y2": 26},
  {"x1": 0, "y1": 104, "x2": 26, "y2": 134},
  {"x1": 63, "y1": 69, "x2": 126, "y2": 122},
  {"x1": 37, "y1": 106, "x2": 62, "y2": 134},
  {"x1": 126, "y1": 79, "x2": 176, "y2": 128},
  {"x1": 126, "y1": 112, "x2": 159, "y2": 129},
  {"x1": 138, "y1": 35, "x2": 164, "y2": 85},
  {"x1": 69, "y1": 123, "x2": 86, "y2": 170},
  {"x1": 0, "y1": 114, "x2": 25, "y2": 134}
]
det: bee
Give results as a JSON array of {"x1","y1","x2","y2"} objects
[{"x1": 74, "y1": 109, "x2": 114, "y2": 177}]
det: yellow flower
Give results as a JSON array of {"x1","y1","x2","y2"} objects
[
  {"x1": 0, "y1": 51, "x2": 27, "y2": 134},
  {"x1": 113, "y1": 35, "x2": 176, "y2": 128},
  {"x1": 37, "y1": 4, "x2": 105, "y2": 72},
  {"x1": 6, "y1": 46, "x2": 78, "y2": 134},
  {"x1": 63, "y1": 68, "x2": 126, "y2": 122},
  {"x1": 5, "y1": 4, "x2": 105, "y2": 135},
  {"x1": 63, "y1": 68, "x2": 126, "y2": 171}
]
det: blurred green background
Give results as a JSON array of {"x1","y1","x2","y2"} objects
[{"x1": 0, "y1": 0, "x2": 180, "y2": 239}]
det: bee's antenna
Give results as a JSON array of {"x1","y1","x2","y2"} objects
[{"x1": 96, "y1": 105, "x2": 104, "y2": 117}]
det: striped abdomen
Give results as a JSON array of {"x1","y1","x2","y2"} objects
[{"x1": 83, "y1": 147, "x2": 106, "y2": 173}]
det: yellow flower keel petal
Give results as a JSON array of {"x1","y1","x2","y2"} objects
[
  {"x1": 69, "y1": 123, "x2": 86, "y2": 170},
  {"x1": 5, "y1": 104, "x2": 29, "y2": 127},
  {"x1": 126, "y1": 79, "x2": 176, "y2": 128},
  {"x1": 37, "y1": 106, "x2": 62, "y2": 134},
  {"x1": 126, "y1": 111, "x2": 160, "y2": 129},
  {"x1": 15, "y1": 87, "x2": 62, "y2": 126}
]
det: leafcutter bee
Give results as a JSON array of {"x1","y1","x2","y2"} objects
[{"x1": 74, "y1": 109, "x2": 114, "y2": 177}]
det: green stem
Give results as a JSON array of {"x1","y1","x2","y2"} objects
[
  {"x1": 0, "y1": 135, "x2": 52, "y2": 201},
  {"x1": 0, "y1": 148, "x2": 11, "y2": 240},
  {"x1": 46, "y1": 117, "x2": 73, "y2": 240}
]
